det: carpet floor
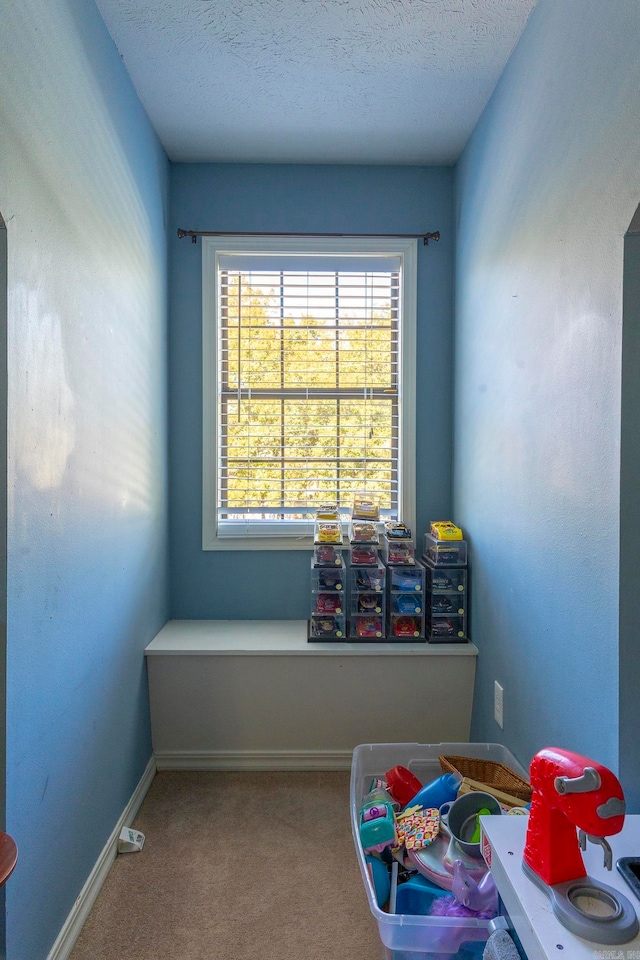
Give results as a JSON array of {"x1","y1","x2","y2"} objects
[{"x1": 69, "y1": 770, "x2": 382, "y2": 960}]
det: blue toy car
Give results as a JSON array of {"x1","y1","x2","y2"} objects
[
  {"x1": 392, "y1": 570, "x2": 422, "y2": 591},
  {"x1": 395, "y1": 594, "x2": 422, "y2": 615}
]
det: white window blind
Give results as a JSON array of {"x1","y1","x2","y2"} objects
[{"x1": 202, "y1": 237, "x2": 417, "y2": 548}]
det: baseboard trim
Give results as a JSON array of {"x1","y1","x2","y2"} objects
[
  {"x1": 154, "y1": 749, "x2": 354, "y2": 771},
  {"x1": 46, "y1": 756, "x2": 157, "y2": 960}
]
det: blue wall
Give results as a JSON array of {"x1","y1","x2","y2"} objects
[
  {"x1": 620, "y1": 221, "x2": 640, "y2": 812},
  {"x1": 454, "y1": 0, "x2": 640, "y2": 784},
  {"x1": 1, "y1": 1, "x2": 169, "y2": 957},
  {"x1": 169, "y1": 164, "x2": 454, "y2": 618}
]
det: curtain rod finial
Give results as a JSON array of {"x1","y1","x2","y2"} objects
[{"x1": 423, "y1": 231, "x2": 440, "y2": 246}]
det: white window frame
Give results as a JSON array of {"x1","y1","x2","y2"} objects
[{"x1": 202, "y1": 235, "x2": 417, "y2": 550}]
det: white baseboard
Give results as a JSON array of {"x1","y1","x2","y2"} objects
[
  {"x1": 46, "y1": 756, "x2": 157, "y2": 960},
  {"x1": 154, "y1": 749, "x2": 354, "y2": 771}
]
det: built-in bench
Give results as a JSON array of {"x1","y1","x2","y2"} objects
[{"x1": 145, "y1": 620, "x2": 479, "y2": 770}]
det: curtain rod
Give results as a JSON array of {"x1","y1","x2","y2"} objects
[{"x1": 177, "y1": 228, "x2": 440, "y2": 245}]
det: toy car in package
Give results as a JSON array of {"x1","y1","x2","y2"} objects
[
  {"x1": 430, "y1": 520, "x2": 463, "y2": 541},
  {"x1": 384, "y1": 520, "x2": 412, "y2": 540},
  {"x1": 355, "y1": 616, "x2": 383, "y2": 638},
  {"x1": 393, "y1": 616, "x2": 421, "y2": 638},
  {"x1": 315, "y1": 503, "x2": 339, "y2": 520},
  {"x1": 314, "y1": 521, "x2": 343, "y2": 545},
  {"x1": 350, "y1": 545, "x2": 378, "y2": 566},
  {"x1": 352, "y1": 495, "x2": 380, "y2": 520},
  {"x1": 350, "y1": 520, "x2": 378, "y2": 544}
]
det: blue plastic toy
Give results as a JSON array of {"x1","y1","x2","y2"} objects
[
  {"x1": 359, "y1": 800, "x2": 396, "y2": 852},
  {"x1": 405, "y1": 772, "x2": 461, "y2": 811}
]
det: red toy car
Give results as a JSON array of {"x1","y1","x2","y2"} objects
[
  {"x1": 314, "y1": 544, "x2": 342, "y2": 566},
  {"x1": 387, "y1": 544, "x2": 414, "y2": 564},
  {"x1": 355, "y1": 617, "x2": 383, "y2": 638},
  {"x1": 316, "y1": 593, "x2": 342, "y2": 614},
  {"x1": 393, "y1": 616, "x2": 421, "y2": 638},
  {"x1": 350, "y1": 546, "x2": 378, "y2": 566}
]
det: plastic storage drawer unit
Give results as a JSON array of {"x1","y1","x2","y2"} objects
[
  {"x1": 423, "y1": 533, "x2": 468, "y2": 567},
  {"x1": 388, "y1": 561, "x2": 425, "y2": 640},
  {"x1": 350, "y1": 742, "x2": 528, "y2": 960}
]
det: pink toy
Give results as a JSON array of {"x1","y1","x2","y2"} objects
[
  {"x1": 428, "y1": 895, "x2": 494, "y2": 920},
  {"x1": 451, "y1": 859, "x2": 498, "y2": 915}
]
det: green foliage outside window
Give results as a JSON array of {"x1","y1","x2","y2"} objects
[{"x1": 219, "y1": 271, "x2": 398, "y2": 518}]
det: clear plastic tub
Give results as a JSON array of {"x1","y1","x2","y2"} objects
[{"x1": 350, "y1": 742, "x2": 528, "y2": 959}]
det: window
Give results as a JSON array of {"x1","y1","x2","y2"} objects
[{"x1": 202, "y1": 236, "x2": 417, "y2": 549}]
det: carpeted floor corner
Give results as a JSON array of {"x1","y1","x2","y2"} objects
[{"x1": 69, "y1": 771, "x2": 382, "y2": 960}]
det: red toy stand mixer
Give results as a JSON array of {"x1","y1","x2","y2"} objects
[{"x1": 523, "y1": 746, "x2": 639, "y2": 944}]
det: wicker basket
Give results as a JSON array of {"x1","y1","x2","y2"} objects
[{"x1": 439, "y1": 754, "x2": 532, "y2": 802}]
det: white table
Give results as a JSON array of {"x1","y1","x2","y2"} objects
[{"x1": 482, "y1": 814, "x2": 640, "y2": 960}]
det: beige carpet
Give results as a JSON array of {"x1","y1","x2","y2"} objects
[{"x1": 70, "y1": 771, "x2": 382, "y2": 960}]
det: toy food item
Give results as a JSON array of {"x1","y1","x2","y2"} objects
[
  {"x1": 430, "y1": 520, "x2": 463, "y2": 541},
  {"x1": 385, "y1": 765, "x2": 422, "y2": 806},
  {"x1": 396, "y1": 806, "x2": 440, "y2": 850}
]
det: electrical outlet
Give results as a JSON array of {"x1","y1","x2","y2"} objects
[{"x1": 494, "y1": 681, "x2": 504, "y2": 729}]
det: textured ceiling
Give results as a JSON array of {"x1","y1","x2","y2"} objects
[{"x1": 95, "y1": 0, "x2": 537, "y2": 165}]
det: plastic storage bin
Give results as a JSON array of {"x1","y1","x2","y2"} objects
[
  {"x1": 426, "y1": 613, "x2": 466, "y2": 642},
  {"x1": 351, "y1": 742, "x2": 528, "y2": 960},
  {"x1": 313, "y1": 543, "x2": 344, "y2": 567},
  {"x1": 348, "y1": 561, "x2": 386, "y2": 639},
  {"x1": 388, "y1": 560, "x2": 425, "y2": 640},
  {"x1": 308, "y1": 613, "x2": 345, "y2": 639},
  {"x1": 381, "y1": 538, "x2": 416, "y2": 566},
  {"x1": 423, "y1": 533, "x2": 468, "y2": 567},
  {"x1": 308, "y1": 556, "x2": 347, "y2": 641},
  {"x1": 311, "y1": 557, "x2": 346, "y2": 592},
  {"x1": 350, "y1": 519, "x2": 380, "y2": 544},
  {"x1": 425, "y1": 565, "x2": 467, "y2": 595}
]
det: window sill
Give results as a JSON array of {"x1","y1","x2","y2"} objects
[
  {"x1": 203, "y1": 535, "x2": 316, "y2": 551},
  {"x1": 145, "y1": 619, "x2": 479, "y2": 657}
]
